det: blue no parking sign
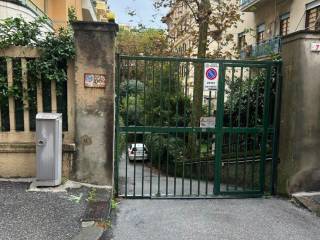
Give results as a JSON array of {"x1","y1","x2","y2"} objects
[
  {"x1": 204, "y1": 63, "x2": 219, "y2": 91},
  {"x1": 206, "y1": 68, "x2": 218, "y2": 80}
]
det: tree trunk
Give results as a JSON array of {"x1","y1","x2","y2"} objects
[
  {"x1": 188, "y1": 0, "x2": 211, "y2": 158},
  {"x1": 191, "y1": 0, "x2": 211, "y2": 128}
]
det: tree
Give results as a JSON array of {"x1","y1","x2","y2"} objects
[
  {"x1": 117, "y1": 26, "x2": 169, "y2": 55},
  {"x1": 154, "y1": 0, "x2": 241, "y2": 127}
]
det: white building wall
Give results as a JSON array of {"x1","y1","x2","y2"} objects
[{"x1": 0, "y1": 0, "x2": 53, "y2": 32}]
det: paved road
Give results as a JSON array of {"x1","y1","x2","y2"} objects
[
  {"x1": 110, "y1": 198, "x2": 320, "y2": 240},
  {"x1": 118, "y1": 153, "x2": 215, "y2": 197},
  {"x1": 0, "y1": 181, "x2": 87, "y2": 240}
]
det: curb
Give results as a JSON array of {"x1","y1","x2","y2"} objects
[
  {"x1": 292, "y1": 192, "x2": 320, "y2": 216},
  {"x1": 71, "y1": 225, "x2": 104, "y2": 240}
]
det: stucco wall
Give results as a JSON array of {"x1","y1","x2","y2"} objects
[
  {"x1": 279, "y1": 31, "x2": 320, "y2": 194},
  {"x1": 0, "y1": 144, "x2": 75, "y2": 178}
]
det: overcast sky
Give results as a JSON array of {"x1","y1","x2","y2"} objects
[{"x1": 108, "y1": 0, "x2": 167, "y2": 28}]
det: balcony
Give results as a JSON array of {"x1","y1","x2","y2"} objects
[
  {"x1": 240, "y1": 37, "x2": 281, "y2": 59},
  {"x1": 240, "y1": 0, "x2": 268, "y2": 12}
]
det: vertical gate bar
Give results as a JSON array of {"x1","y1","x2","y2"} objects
[
  {"x1": 198, "y1": 131, "x2": 202, "y2": 196},
  {"x1": 252, "y1": 133, "x2": 257, "y2": 190},
  {"x1": 150, "y1": 62, "x2": 155, "y2": 197},
  {"x1": 114, "y1": 54, "x2": 120, "y2": 196},
  {"x1": 133, "y1": 60, "x2": 139, "y2": 197},
  {"x1": 158, "y1": 137, "x2": 161, "y2": 196},
  {"x1": 206, "y1": 131, "x2": 209, "y2": 195},
  {"x1": 243, "y1": 68, "x2": 252, "y2": 190},
  {"x1": 182, "y1": 62, "x2": 189, "y2": 196},
  {"x1": 214, "y1": 62, "x2": 225, "y2": 195},
  {"x1": 142, "y1": 60, "x2": 147, "y2": 197},
  {"x1": 235, "y1": 67, "x2": 244, "y2": 191},
  {"x1": 125, "y1": 59, "x2": 130, "y2": 197},
  {"x1": 252, "y1": 67, "x2": 260, "y2": 190},
  {"x1": 189, "y1": 63, "x2": 193, "y2": 196},
  {"x1": 227, "y1": 67, "x2": 235, "y2": 192},
  {"x1": 271, "y1": 62, "x2": 282, "y2": 195},
  {"x1": 260, "y1": 65, "x2": 272, "y2": 193},
  {"x1": 174, "y1": 61, "x2": 180, "y2": 197},
  {"x1": 150, "y1": 133, "x2": 153, "y2": 197},
  {"x1": 158, "y1": 61, "x2": 164, "y2": 196},
  {"x1": 166, "y1": 133, "x2": 169, "y2": 197},
  {"x1": 166, "y1": 61, "x2": 171, "y2": 196},
  {"x1": 208, "y1": 91, "x2": 211, "y2": 116}
]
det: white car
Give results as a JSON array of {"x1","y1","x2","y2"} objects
[{"x1": 128, "y1": 143, "x2": 148, "y2": 161}]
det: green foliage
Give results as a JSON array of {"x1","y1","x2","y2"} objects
[
  {"x1": 224, "y1": 72, "x2": 265, "y2": 127},
  {"x1": 0, "y1": 17, "x2": 46, "y2": 49},
  {"x1": 35, "y1": 27, "x2": 75, "y2": 84},
  {"x1": 223, "y1": 69, "x2": 277, "y2": 128},
  {"x1": 117, "y1": 26, "x2": 168, "y2": 55},
  {"x1": 68, "y1": 6, "x2": 78, "y2": 23},
  {"x1": 111, "y1": 199, "x2": 119, "y2": 209},
  {"x1": 119, "y1": 63, "x2": 194, "y2": 171},
  {"x1": 0, "y1": 17, "x2": 75, "y2": 100},
  {"x1": 87, "y1": 188, "x2": 97, "y2": 202},
  {"x1": 119, "y1": 79, "x2": 145, "y2": 96}
]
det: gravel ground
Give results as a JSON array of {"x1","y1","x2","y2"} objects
[
  {"x1": 0, "y1": 181, "x2": 87, "y2": 240},
  {"x1": 110, "y1": 198, "x2": 320, "y2": 240}
]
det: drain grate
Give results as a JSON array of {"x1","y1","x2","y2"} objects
[{"x1": 82, "y1": 201, "x2": 110, "y2": 221}]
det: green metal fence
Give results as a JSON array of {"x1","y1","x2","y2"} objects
[{"x1": 115, "y1": 55, "x2": 282, "y2": 199}]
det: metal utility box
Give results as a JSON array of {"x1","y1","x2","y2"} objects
[{"x1": 35, "y1": 113, "x2": 62, "y2": 187}]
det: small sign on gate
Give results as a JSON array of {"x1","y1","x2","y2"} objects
[
  {"x1": 204, "y1": 63, "x2": 219, "y2": 91},
  {"x1": 200, "y1": 117, "x2": 216, "y2": 128}
]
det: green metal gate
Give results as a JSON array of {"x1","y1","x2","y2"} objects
[{"x1": 115, "y1": 55, "x2": 282, "y2": 199}]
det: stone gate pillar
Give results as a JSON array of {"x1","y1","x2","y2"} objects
[
  {"x1": 72, "y1": 21, "x2": 118, "y2": 186},
  {"x1": 279, "y1": 31, "x2": 320, "y2": 195}
]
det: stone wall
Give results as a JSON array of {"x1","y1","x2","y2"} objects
[
  {"x1": 279, "y1": 31, "x2": 320, "y2": 194},
  {"x1": 72, "y1": 21, "x2": 118, "y2": 186}
]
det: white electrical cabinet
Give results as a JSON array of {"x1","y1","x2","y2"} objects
[{"x1": 35, "y1": 113, "x2": 62, "y2": 187}]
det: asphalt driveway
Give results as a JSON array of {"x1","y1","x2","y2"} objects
[
  {"x1": 0, "y1": 181, "x2": 87, "y2": 240},
  {"x1": 110, "y1": 198, "x2": 320, "y2": 240}
]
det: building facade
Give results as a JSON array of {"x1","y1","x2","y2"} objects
[
  {"x1": 238, "y1": 0, "x2": 320, "y2": 59},
  {"x1": 163, "y1": 0, "x2": 320, "y2": 60},
  {"x1": 95, "y1": 0, "x2": 112, "y2": 22},
  {"x1": 0, "y1": 0, "x2": 98, "y2": 30}
]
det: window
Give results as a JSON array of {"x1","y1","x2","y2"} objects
[
  {"x1": 257, "y1": 24, "x2": 265, "y2": 44},
  {"x1": 238, "y1": 32, "x2": 246, "y2": 49},
  {"x1": 306, "y1": 2, "x2": 320, "y2": 31},
  {"x1": 182, "y1": 43, "x2": 187, "y2": 53},
  {"x1": 280, "y1": 13, "x2": 290, "y2": 36}
]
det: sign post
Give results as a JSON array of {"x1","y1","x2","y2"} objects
[{"x1": 204, "y1": 63, "x2": 219, "y2": 91}]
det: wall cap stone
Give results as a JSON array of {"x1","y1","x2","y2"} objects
[
  {"x1": 282, "y1": 30, "x2": 320, "y2": 44},
  {"x1": 0, "y1": 46, "x2": 41, "y2": 58},
  {"x1": 0, "y1": 142, "x2": 76, "y2": 153},
  {"x1": 72, "y1": 21, "x2": 119, "y2": 33}
]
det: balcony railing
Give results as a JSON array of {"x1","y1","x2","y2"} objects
[
  {"x1": 240, "y1": 37, "x2": 282, "y2": 59},
  {"x1": 240, "y1": 0, "x2": 264, "y2": 11},
  {"x1": 240, "y1": 0, "x2": 254, "y2": 6}
]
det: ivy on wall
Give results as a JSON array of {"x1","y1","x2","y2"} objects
[{"x1": 0, "y1": 14, "x2": 76, "y2": 100}]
